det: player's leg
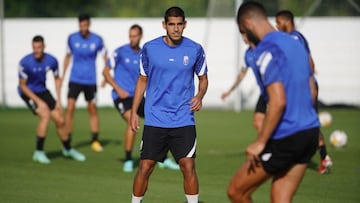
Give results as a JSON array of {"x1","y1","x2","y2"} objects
[
  {"x1": 179, "y1": 157, "x2": 199, "y2": 196},
  {"x1": 132, "y1": 159, "x2": 157, "y2": 197},
  {"x1": 253, "y1": 95, "x2": 266, "y2": 134},
  {"x1": 85, "y1": 84, "x2": 103, "y2": 152},
  {"x1": 271, "y1": 163, "x2": 307, "y2": 203},
  {"x1": 65, "y1": 82, "x2": 81, "y2": 140},
  {"x1": 122, "y1": 110, "x2": 137, "y2": 172},
  {"x1": 227, "y1": 160, "x2": 270, "y2": 203}
]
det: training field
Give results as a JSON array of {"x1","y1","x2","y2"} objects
[{"x1": 0, "y1": 108, "x2": 359, "y2": 203}]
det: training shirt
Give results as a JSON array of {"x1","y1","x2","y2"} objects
[
  {"x1": 106, "y1": 44, "x2": 141, "y2": 100},
  {"x1": 18, "y1": 53, "x2": 58, "y2": 94},
  {"x1": 140, "y1": 36, "x2": 208, "y2": 128},
  {"x1": 251, "y1": 31, "x2": 320, "y2": 140},
  {"x1": 289, "y1": 30, "x2": 311, "y2": 54},
  {"x1": 66, "y1": 32, "x2": 107, "y2": 85}
]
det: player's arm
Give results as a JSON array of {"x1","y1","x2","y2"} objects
[
  {"x1": 309, "y1": 54, "x2": 315, "y2": 75},
  {"x1": 221, "y1": 67, "x2": 248, "y2": 100},
  {"x1": 19, "y1": 79, "x2": 47, "y2": 112},
  {"x1": 62, "y1": 53, "x2": 71, "y2": 82},
  {"x1": 246, "y1": 82, "x2": 286, "y2": 162},
  {"x1": 102, "y1": 66, "x2": 129, "y2": 98},
  {"x1": 190, "y1": 74, "x2": 208, "y2": 112},
  {"x1": 130, "y1": 75, "x2": 147, "y2": 132}
]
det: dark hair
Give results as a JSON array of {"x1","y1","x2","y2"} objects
[
  {"x1": 130, "y1": 24, "x2": 143, "y2": 35},
  {"x1": 78, "y1": 13, "x2": 90, "y2": 22},
  {"x1": 275, "y1": 10, "x2": 295, "y2": 25},
  {"x1": 32, "y1": 35, "x2": 44, "y2": 43},
  {"x1": 237, "y1": 1, "x2": 267, "y2": 24},
  {"x1": 164, "y1": 6, "x2": 185, "y2": 23}
]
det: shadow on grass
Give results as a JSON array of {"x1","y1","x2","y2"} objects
[{"x1": 307, "y1": 159, "x2": 318, "y2": 171}]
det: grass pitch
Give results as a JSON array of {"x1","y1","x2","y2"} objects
[{"x1": 0, "y1": 108, "x2": 359, "y2": 203}]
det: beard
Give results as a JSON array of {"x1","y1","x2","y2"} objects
[{"x1": 246, "y1": 30, "x2": 260, "y2": 46}]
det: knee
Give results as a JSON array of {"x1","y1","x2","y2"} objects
[
  {"x1": 227, "y1": 181, "x2": 249, "y2": 203},
  {"x1": 87, "y1": 103, "x2": 97, "y2": 115},
  {"x1": 138, "y1": 161, "x2": 156, "y2": 177}
]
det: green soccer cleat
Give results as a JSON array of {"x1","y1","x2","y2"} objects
[
  {"x1": 33, "y1": 150, "x2": 51, "y2": 164},
  {"x1": 158, "y1": 158, "x2": 180, "y2": 170},
  {"x1": 62, "y1": 148, "x2": 86, "y2": 162},
  {"x1": 123, "y1": 160, "x2": 134, "y2": 173}
]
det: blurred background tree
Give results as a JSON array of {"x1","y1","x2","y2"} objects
[{"x1": 4, "y1": 0, "x2": 360, "y2": 17}]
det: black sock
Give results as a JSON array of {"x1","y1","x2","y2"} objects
[
  {"x1": 91, "y1": 132, "x2": 99, "y2": 142},
  {"x1": 125, "y1": 151, "x2": 132, "y2": 161},
  {"x1": 62, "y1": 138, "x2": 71, "y2": 150},
  {"x1": 68, "y1": 133, "x2": 72, "y2": 142},
  {"x1": 36, "y1": 136, "x2": 45, "y2": 151},
  {"x1": 319, "y1": 145, "x2": 327, "y2": 160}
]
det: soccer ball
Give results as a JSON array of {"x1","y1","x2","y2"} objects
[
  {"x1": 330, "y1": 130, "x2": 348, "y2": 148},
  {"x1": 318, "y1": 111, "x2": 332, "y2": 127}
]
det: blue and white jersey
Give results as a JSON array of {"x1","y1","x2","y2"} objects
[
  {"x1": 140, "y1": 36, "x2": 208, "y2": 128},
  {"x1": 18, "y1": 53, "x2": 58, "y2": 94},
  {"x1": 289, "y1": 30, "x2": 310, "y2": 54},
  {"x1": 67, "y1": 32, "x2": 107, "y2": 85},
  {"x1": 251, "y1": 31, "x2": 319, "y2": 140},
  {"x1": 106, "y1": 44, "x2": 141, "y2": 100}
]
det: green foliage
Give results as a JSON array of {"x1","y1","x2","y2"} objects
[{"x1": 0, "y1": 108, "x2": 359, "y2": 202}]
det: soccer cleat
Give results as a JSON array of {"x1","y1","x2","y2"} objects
[
  {"x1": 158, "y1": 158, "x2": 180, "y2": 170},
  {"x1": 91, "y1": 140, "x2": 104, "y2": 152},
  {"x1": 62, "y1": 148, "x2": 86, "y2": 162},
  {"x1": 317, "y1": 155, "x2": 333, "y2": 174},
  {"x1": 33, "y1": 150, "x2": 51, "y2": 164},
  {"x1": 123, "y1": 160, "x2": 134, "y2": 173}
]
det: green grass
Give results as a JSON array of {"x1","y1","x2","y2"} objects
[{"x1": 0, "y1": 108, "x2": 359, "y2": 203}]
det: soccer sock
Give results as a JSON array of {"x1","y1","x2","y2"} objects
[
  {"x1": 36, "y1": 136, "x2": 45, "y2": 151},
  {"x1": 319, "y1": 145, "x2": 327, "y2": 160},
  {"x1": 185, "y1": 194, "x2": 199, "y2": 203},
  {"x1": 131, "y1": 194, "x2": 143, "y2": 203},
  {"x1": 125, "y1": 150, "x2": 132, "y2": 161},
  {"x1": 91, "y1": 132, "x2": 99, "y2": 142},
  {"x1": 62, "y1": 138, "x2": 71, "y2": 150},
  {"x1": 68, "y1": 132, "x2": 72, "y2": 142}
]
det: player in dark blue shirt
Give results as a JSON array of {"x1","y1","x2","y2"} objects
[
  {"x1": 130, "y1": 7, "x2": 208, "y2": 203},
  {"x1": 103, "y1": 24, "x2": 179, "y2": 172},
  {"x1": 62, "y1": 14, "x2": 107, "y2": 152},
  {"x1": 18, "y1": 35, "x2": 85, "y2": 164},
  {"x1": 228, "y1": 2, "x2": 320, "y2": 202},
  {"x1": 275, "y1": 9, "x2": 332, "y2": 174}
]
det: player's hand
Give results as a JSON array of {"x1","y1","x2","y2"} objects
[
  {"x1": 221, "y1": 91, "x2": 231, "y2": 100},
  {"x1": 246, "y1": 141, "x2": 265, "y2": 173},
  {"x1": 130, "y1": 112, "x2": 140, "y2": 133},
  {"x1": 116, "y1": 90, "x2": 130, "y2": 99},
  {"x1": 55, "y1": 101, "x2": 63, "y2": 115},
  {"x1": 190, "y1": 96, "x2": 202, "y2": 112},
  {"x1": 100, "y1": 79, "x2": 107, "y2": 88}
]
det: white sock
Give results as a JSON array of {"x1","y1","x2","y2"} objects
[
  {"x1": 185, "y1": 194, "x2": 199, "y2": 203},
  {"x1": 131, "y1": 194, "x2": 143, "y2": 203}
]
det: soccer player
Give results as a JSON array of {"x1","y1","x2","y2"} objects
[
  {"x1": 227, "y1": 2, "x2": 320, "y2": 202},
  {"x1": 130, "y1": 6, "x2": 208, "y2": 203},
  {"x1": 221, "y1": 39, "x2": 265, "y2": 134},
  {"x1": 18, "y1": 35, "x2": 86, "y2": 164},
  {"x1": 102, "y1": 24, "x2": 179, "y2": 172},
  {"x1": 275, "y1": 10, "x2": 333, "y2": 174},
  {"x1": 62, "y1": 13, "x2": 107, "y2": 152}
]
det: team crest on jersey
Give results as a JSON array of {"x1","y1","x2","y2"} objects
[
  {"x1": 183, "y1": 55, "x2": 189, "y2": 66},
  {"x1": 125, "y1": 58, "x2": 130, "y2": 64},
  {"x1": 75, "y1": 42, "x2": 80, "y2": 48},
  {"x1": 90, "y1": 43, "x2": 96, "y2": 51}
]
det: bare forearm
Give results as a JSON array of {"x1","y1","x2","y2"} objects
[
  {"x1": 131, "y1": 76, "x2": 147, "y2": 114},
  {"x1": 196, "y1": 75, "x2": 208, "y2": 100}
]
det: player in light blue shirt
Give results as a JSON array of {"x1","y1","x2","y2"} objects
[
  {"x1": 228, "y1": 2, "x2": 320, "y2": 202},
  {"x1": 130, "y1": 7, "x2": 208, "y2": 203},
  {"x1": 18, "y1": 35, "x2": 85, "y2": 164},
  {"x1": 275, "y1": 9, "x2": 332, "y2": 174},
  {"x1": 62, "y1": 14, "x2": 107, "y2": 152}
]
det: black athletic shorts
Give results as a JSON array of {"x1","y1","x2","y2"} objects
[
  {"x1": 260, "y1": 127, "x2": 319, "y2": 174},
  {"x1": 68, "y1": 82, "x2": 97, "y2": 102},
  {"x1": 254, "y1": 94, "x2": 266, "y2": 113},
  {"x1": 140, "y1": 125, "x2": 197, "y2": 163},
  {"x1": 21, "y1": 90, "x2": 56, "y2": 115},
  {"x1": 113, "y1": 97, "x2": 145, "y2": 117}
]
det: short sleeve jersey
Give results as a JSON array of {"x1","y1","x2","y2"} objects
[
  {"x1": 289, "y1": 30, "x2": 311, "y2": 54},
  {"x1": 140, "y1": 36, "x2": 208, "y2": 128},
  {"x1": 67, "y1": 32, "x2": 107, "y2": 85},
  {"x1": 251, "y1": 31, "x2": 319, "y2": 139},
  {"x1": 106, "y1": 44, "x2": 141, "y2": 100},
  {"x1": 18, "y1": 53, "x2": 58, "y2": 94}
]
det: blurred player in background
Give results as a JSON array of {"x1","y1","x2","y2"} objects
[
  {"x1": 228, "y1": 2, "x2": 320, "y2": 202},
  {"x1": 18, "y1": 35, "x2": 86, "y2": 164},
  {"x1": 275, "y1": 10, "x2": 333, "y2": 174},
  {"x1": 221, "y1": 38, "x2": 265, "y2": 134},
  {"x1": 130, "y1": 6, "x2": 208, "y2": 203},
  {"x1": 102, "y1": 24, "x2": 179, "y2": 172},
  {"x1": 62, "y1": 14, "x2": 107, "y2": 152}
]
